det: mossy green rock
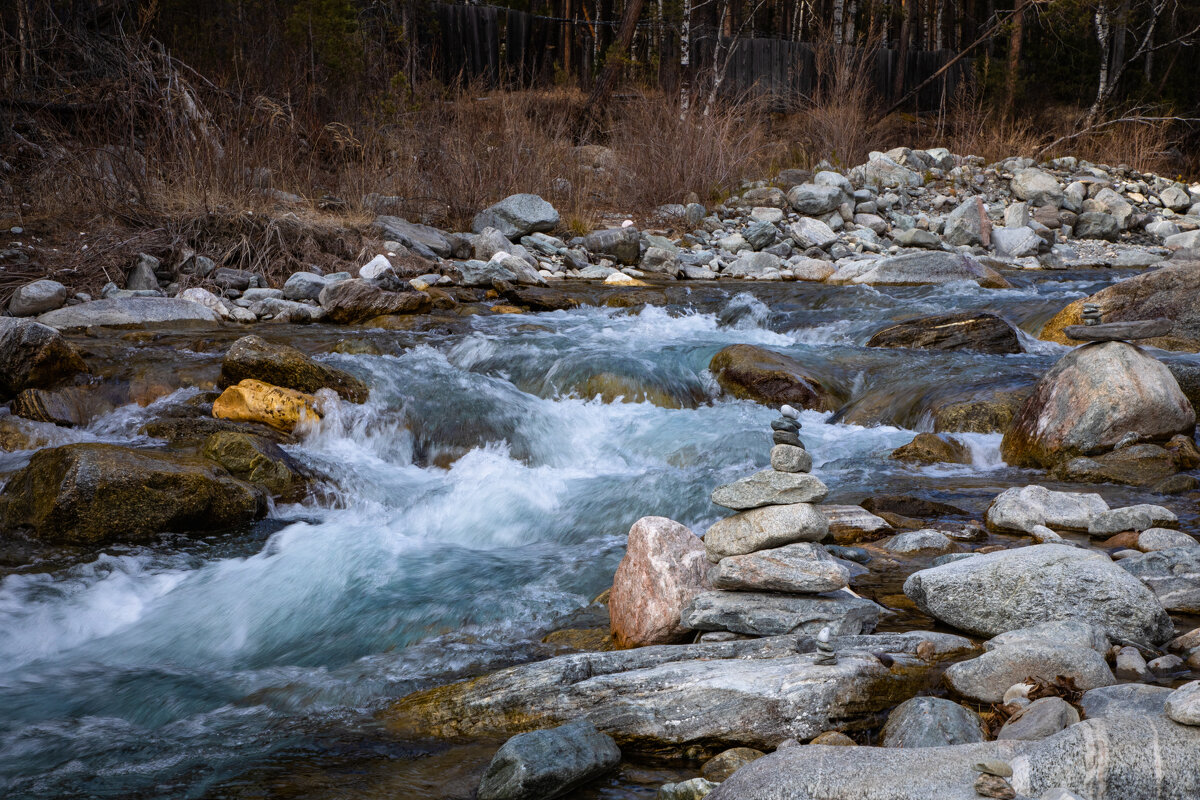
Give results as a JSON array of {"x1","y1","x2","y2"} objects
[
  {"x1": 202, "y1": 430, "x2": 308, "y2": 501},
  {"x1": 219, "y1": 335, "x2": 368, "y2": 402},
  {"x1": 0, "y1": 443, "x2": 267, "y2": 545}
]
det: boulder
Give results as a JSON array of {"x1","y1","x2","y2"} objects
[
  {"x1": 318, "y1": 278, "x2": 432, "y2": 324},
  {"x1": 476, "y1": 719, "x2": 620, "y2": 800},
  {"x1": 219, "y1": 335, "x2": 368, "y2": 402},
  {"x1": 383, "y1": 633, "x2": 959, "y2": 752},
  {"x1": 7, "y1": 279, "x2": 67, "y2": 316},
  {"x1": 711, "y1": 542, "x2": 849, "y2": 593},
  {"x1": 702, "y1": 747, "x2": 765, "y2": 781},
  {"x1": 201, "y1": 431, "x2": 309, "y2": 501},
  {"x1": 890, "y1": 433, "x2": 971, "y2": 465},
  {"x1": 681, "y1": 590, "x2": 882, "y2": 636},
  {"x1": 711, "y1": 470, "x2": 829, "y2": 511},
  {"x1": 848, "y1": 156, "x2": 922, "y2": 188},
  {"x1": 0, "y1": 317, "x2": 89, "y2": 401},
  {"x1": 374, "y1": 216, "x2": 452, "y2": 258},
  {"x1": 1087, "y1": 504, "x2": 1177, "y2": 536},
  {"x1": 985, "y1": 620, "x2": 1109, "y2": 654},
  {"x1": 821, "y1": 505, "x2": 890, "y2": 544},
  {"x1": 1165, "y1": 681, "x2": 1200, "y2": 726},
  {"x1": 250, "y1": 297, "x2": 327, "y2": 324},
  {"x1": 473, "y1": 194, "x2": 559, "y2": 240},
  {"x1": 724, "y1": 251, "x2": 782, "y2": 278},
  {"x1": 788, "y1": 219, "x2": 837, "y2": 249},
  {"x1": 709, "y1": 344, "x2": 841, "y2": 411},
  {"x1": 944, "y1": 198, "x2": 991, "y2": 247},
  {"x1": 1010, "y1": 169, "x2": 1063, "y2": 207},
  {"x1": 0, "y1": 442, "x2": 265, "y2": 544},
  {"x1": 609, "y1": 517, "x2": 710, "y2": 647},
  {"x1": 1117, "y1": 546, "x2": 1200, "y2": 613},
  {"x1": 996, "y1": 697, "x2": 1079, "y2": 741},
  {"x1": 212, "y1": 379, "x2": 321, "y2": 434},
  {"x1": 992, "y1": 227, "x2": 1043, "y2": 258},
  {"x1": 1040, "y1": 262, "x2": 1200, "y2": 352},
  {"x1": 9, "y1": 385, "x2": 114, "y2": 427},
  {"x1": 787, "y1": 184, "x2": 844, "y2": 215},
  {"x1": 985, "y1": 485, "x2": 1108, "y2": 533},
  {"x1": 282, "y1": 271, "x2": 335, "y2": 302},
  {"x1": 883, "y1": 529, "x2": 954, "y2": 555},
  {"x1": 1055, "y1": 444, "x2": 1180, "y2": 486},
  {"x1": 833, "y1": 252, "x2": 1011, "y2": 289},
  {"x1": 866, "y1": 312, "x2": 1022, "y2": 354},
  {"x1": 944, "y1": 642, "x2": 1114, "y2": 703},
  {"x1": 584, "y1": 227, "x2": 641, "y2": 265},
  {"x1": 1138, "y1": 528, "x2": 1198, "y2": 551},
  {"x1": 903, "y1": 544, "x2": 1174, "y2": 645},
  {"x1": 126, "y1": 253, "x2": 160, "y2": 290},
  {"x1": 880, "y1": 696, "x2": 986, "y2": 748},
  {"x1": 704, "y1": 503, "x2": 829, "y2": 562},
  {"x1": 1000, "y1": 341, "x2": 1195, "y2": 468},
  {"x1": 36, "y1": 297, "x2": 221, "y2": 331},
  {"x1": 706, "y1": 714, "x2": 1200, "y2": 800},
  {"x1": 658, "y1": 778, "x2": 719, "y2": 800},
  {"x1": 1079, "y1": 684, "x2": 1171, "y2": 719},
  {"x1": 1073, "y1": 211, "x2": 1120, "y2": 240},
  {"x1": 457, "y1": 255, "x2": 547, "y2": 287}
]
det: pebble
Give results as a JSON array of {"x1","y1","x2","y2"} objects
[
  {"x1": 780, "y1": 404, "x2": 800, "y2": 420},
  {"x1": 975, "y1": 774, "x2": 1016, "y2": 799}
]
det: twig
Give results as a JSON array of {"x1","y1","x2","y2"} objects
[{"x1": 1036, "y1": 114, "x2": 1200, "y2": 157}]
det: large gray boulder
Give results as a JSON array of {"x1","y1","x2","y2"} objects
[
  {"x1": 1001, "y1": 341, "x2": 1195, "y2": 468},
  {"x1": 944, "y1": 642, "x2": 1114, "y2": 703},
  {"x1": 7, "y1": 279, "x2": 67, "y2": 316},
  {"x1": 832, "y1": 252, "x2": 1011, "y2": 289},
  {"x1": 456, "y1": 255, "x2": 547, "y2": 286},
  {"x1": 985, "y1": 485, "x2": 1109, "y2": 533},
  {"x1": 477, "y1": 719, "x2": 620, "y2": 800},
  {"x1": 1011, "y1": 168, "x2": 1064, "y2": 207},
  {"x1": 0, "y1": 317, "x2": 89, "y2": 401},
  {"x1": 681, "y1": 590, "x2": 883, "y2": 636},
  {"x1": 903, "y1": 544, "x2": 1174, "y2": 644},
  {"x1": 707, "y1": 715, "x2": 1200, "y2": 800},
  {"x1": 374, "y1": 216, "x2": 451, "y2": 258},
  {"x1": 704, "y1": 503, "x2": 829, "y2": 562},
  {"x1": 384, "y1": 632, "x2": 973, "y2": 752},
  {"x1": 849, "y1": 156, "x2": 921, "y2": 188},
  {"x1": 472, "y1": 193, "x2": 559, "y2": 240},
  {"x1": 787, "y1": 184, "x2": 843, "y2": 215},
  {"x1": 944, "y1": 198, "x2": 989, "y2": 246},
  {"x1": 37, "y1": 297, "x2": 221, "y2": 331},
  {"x1": 1117, "y1": 547, "x2": 1200, "y2": 613},
  {"x1": 880, "y1": 696, "x2": 986, "y2": 748},
  {"x1": 1079, "y1": 684, "x2": 1171, "y2": 719}
]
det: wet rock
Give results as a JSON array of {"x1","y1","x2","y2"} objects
[
  {"x1": 821, "y1": 505, "x2": 890, "y2": 544},
  {"x1": 1055, "y1": 443, "x2": 1180, "y2": 487},
  {"x1": 707, "y1": 714, "x2": 1200, "y2": 800},
  {"x1": 867, "y1": 312, "x2": 1022, "y2": 354},
  {"x1": 36, "y1": 297, "x2": 221, "y2": 331},
  {"x1": 212, "y1": 379, "x2": 321, "y2": 434},
  {"x1": 890, "y1": 433, "x2": 971, "y2": 464},
  {"x1": 985, "y1": 485, "x2": 1108, "y2": 533},
  {"x1": 997, "y1": 697, "x2": 1079, "y2": 741},
  {"x1": 1040, "y1": 262, "x2": 1200, "y2": 352},
  {"x1": 709, "y1": 344, "x2": 841, "y2": 411},
  {"x1": 903, "y1": 544, "x2": 1174, "y2": 645},
  {"x1": 0, "y1": 442, "x2": 265, "y2": 545},
  {"x1": 1079, "y1": 683, "x2": 1171, "y2": 719},
  {"x1": 880, "y1": 696, "x2": 985, "y2": 748},
  {"x1": 681, "y1": 590, "x2": 882, "y2": 636},
  {"x1": 704, "y1": 504, "x2": 829, "y2": 561},
  {"x1": 584, "y1": 227, "x2": 641, "y2": 265},
  {"x1": 1116, "y1": 546, "x2": 1200, "y2": 613},
  {"x1": 657, "y1": 778, "x2": 719, "y2": 800},
  {"x1": 839, "y1": 251, "x2": 1010, "y2": 288},
  {"x1": 711, "y1": 470, "x2": 829, "y2": 511},
  {"x1": 141, "y1": 412, "x2": 293, "y2": 447},
  {"x1": 1114, "y1": 645, "x2": 1153, "y2": 681},
  {"x1": 219, "y1": 335, "x2": 368, "y2": 402},
  {"x1": 1164, "y1": 681, "x2": 1200, "y2": 725},
  {"x1": 810, "y1": 731, "x2": 856, "y2": 745},
  {"x1": 861, "y1": 495, "x2": 966, "y2": 519},
  {"x1": 7, "y1": 279, "x2": 67, "y2": 316},
  {"x1": 883, "y1": 529, "x2": 954, "y2": 555},
  {"x1": 702, "y1": 747, "x2": 765, "y2": 781},
  {"x1": 609, "y1": 516, "x2": 710, "y2": 647},
  {"x1": 0, "y1": 318, "x2": 89, "y2": 401},
  {"x1": 318, "y1": 279, "x2": 432, "y2": 323},
  {"x1": 477, "y1": 719, "x2": 620, "y2": 800},
  {"x1": 932, "y1": 387, "x2": 1031, "y2": 434},
  {"x1": 711, "y1": 542, "x2": 849, "y2": 593},
  {"x1": 9, "y1": 385, "x2": 114, "y2": 427},
  {"x1": 1000, "y1": 341, "x2": 1195, "y2": 468},
  {"x1": 473, "y1": 194, "x2": 559, "y2": 240},
  {"x1": 383, "y1": 634, "x2": 945, "y2": 752},
  {"x1": 201, "y1": 431, "x2": 308, "y2": 502},
  {"x1": 944, "y1": 642, "x2": 1114, "y2": 703}
]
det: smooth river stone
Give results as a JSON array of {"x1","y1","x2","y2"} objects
[
  {"x1": 704, "y1": 503, "x2": 829, "y2": 563},
  {"x1": 681, "y1": 590, "x2": 883, "y2": 637},
  {"x1": 771, "y1": 444, "x2": 812, "y2": 473},
  {"x1": 711, "y1": 542, "x2": 849, "y2": 593},
  {"x1": 1062, "y1": 318, "x2": 1172, "y2": 342},
  {"x1": 711, "y1": 470, "x2": 828, "y2": 511},
  {"x1": 944, "y1": 642, "x2": 1115, "y2": 703}
]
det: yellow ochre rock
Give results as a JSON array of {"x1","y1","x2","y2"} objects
[{"x1": 212, "y1": 379, "x2": 320, "y2": 433}]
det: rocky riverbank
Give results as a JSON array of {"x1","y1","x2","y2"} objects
[{"x1": 1, "y1": 148, "x2": 1199, "y2": 800}]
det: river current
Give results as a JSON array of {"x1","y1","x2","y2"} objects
[{"x1": 1, "y1": 271, "x2": 1196, "y2": 798}]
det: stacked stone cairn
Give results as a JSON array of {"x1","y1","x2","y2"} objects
[{"x1": 680, "y1": 404, "x2": 884, "y2": 640}]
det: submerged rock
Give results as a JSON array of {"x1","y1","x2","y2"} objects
[
  {"x1": 867, "y1": 312, "x2": 1022, "y2": 354},
  {"x1": 476, "y1": 719, "x2": 620, "y2": 800},
  {"x1": 709, "y1": 344, "x2": 841, "y2": 411},
  {"x1": 219, "y1": 335, "x2": 368, "y2": 402},
  {"x1": 0, "y1": 317, "x2": 89, "y2": 401},
  {"x1": 609, "y1": 516, "x2": 710, "y2": 647},
  {"x1": 890, "y1": 433, "x2": 971, "y2": 465},
  {"x1": 1054, "y1": 443, "x2": 1181, "y2": 486},
  {"x1": 0, "y1": 442, "x2": 266, "y2": 545},
  {"x1": 1001, "y1": 341, "x2": 1195, "y2": 468},
  {"x1": 903, "y1": 544, "x2": 1173, "y2": 644}
]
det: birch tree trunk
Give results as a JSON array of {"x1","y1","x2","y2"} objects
[{"x1": 680, "y1": 0, "x2": 691, "y2": 112}]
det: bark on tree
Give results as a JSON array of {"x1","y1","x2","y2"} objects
[
  {"x1": 1005, "y1": 0, "x2": 1025, "y2": 116},
  {"x1": 585, "y1": 0, "x2": 647, "y2": 128}
]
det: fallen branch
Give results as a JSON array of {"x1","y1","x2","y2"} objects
[{"x1": 1035, "y1": 114, "x2": 1200, "y2": 157}]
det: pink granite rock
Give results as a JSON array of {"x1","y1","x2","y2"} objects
[{"x1": 610, "y1": 516, "x2": 710, "y2": 647}]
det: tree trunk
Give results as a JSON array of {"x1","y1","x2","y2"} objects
[
  {"x1": 585, "y1": 0, "x2": 646, "y2": 128},
  {"x1": 680, "y1": 0, "x2": 691, "y2": 112},
  {"x1": 1004, "y1": 0, "x2": 1024, "y2": 116},
  {"x1": 893, "y1": 0, "x2": 911, "y2": 101}
]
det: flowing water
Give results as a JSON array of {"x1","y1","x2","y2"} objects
[{"x1": 1, "y1": 271, "x2": 1197, "y2": 799}]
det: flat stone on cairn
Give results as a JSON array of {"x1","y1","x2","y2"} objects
[{"x1": 691, "y1": 407, "x2": 882, "y2": 638}]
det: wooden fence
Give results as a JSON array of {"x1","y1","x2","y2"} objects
[{"x1": 423, "y1": 3, "x2": 969, "y2": 110}]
